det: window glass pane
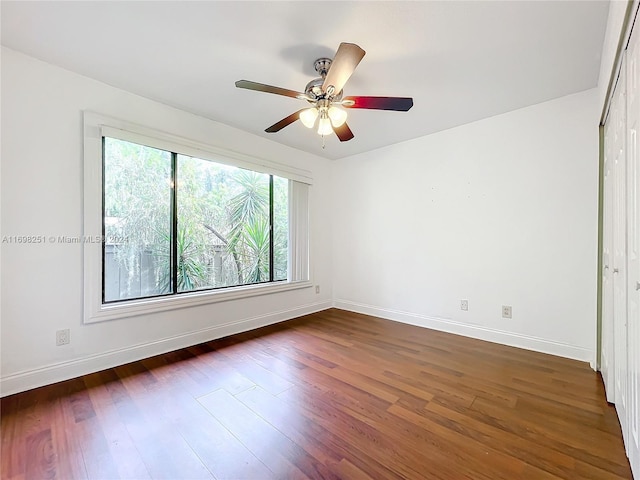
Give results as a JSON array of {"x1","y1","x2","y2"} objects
[
  {"x1": 103, "y1": 138, "x2": 172, "y2": 302},
  {"x1": 176, "y1": 155, "x2": 271, "y2": 292},
  {"x1": 273, "y1": 176, "x2": 289, "y2": 281}
]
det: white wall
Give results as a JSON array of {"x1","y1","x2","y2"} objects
[
  {"x1": 0, "y1": 47, "x2": 333, "y2": 396},
  {"x1": 332, "y1": 89, "x2": 600, "y2": 362}
]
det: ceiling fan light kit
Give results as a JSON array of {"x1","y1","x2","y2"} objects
[
  {"x1": 328, "y1": 106, "x2": 348, "y2": 127},
  {"x1": 299, "y1": 107, "x2": 318, "y2": 128},
  {"x1": 300, "y1": 102, "x2": 347, "y2": 134},
  {"x1": 235, "y1": 42, "x2": 413, "y2": 145},
  {"x1": 317, "y1": 113, "x2": 333, "y2": 136}
]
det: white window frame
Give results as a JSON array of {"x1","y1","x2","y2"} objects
[{"x1": 83, "y1": 112, "x2": 312, "y2": 324}]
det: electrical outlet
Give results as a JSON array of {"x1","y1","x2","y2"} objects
[
  {"x1": 502, "y1": 305, "x2": 512, "y2": 319},
  {"x1": 315, "y1": 285, "x2": 320, "y2": 294},
  {"x1": 461, "y1": 300, "x2": 468, "y2": 311},
  {"x1": 56, "y1": 329, "x2": 70, "y2": 346}
]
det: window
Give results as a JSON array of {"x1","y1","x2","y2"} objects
[
  {"x1": 84, "y1": 113, "x2": 311, "y2": 323},
  {"x1": 103, "y1": 138, "x2": 290, "y2": 302}
]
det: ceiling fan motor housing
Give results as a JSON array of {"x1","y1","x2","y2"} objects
[{"x1": 306, "y1": 57, "x2": 343, "y2": 101}]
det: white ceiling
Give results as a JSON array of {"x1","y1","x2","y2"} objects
[{"x1": 1, "y1": 1, "x2": 609, "y2": 160}]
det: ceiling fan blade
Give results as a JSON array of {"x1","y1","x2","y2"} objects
[
  {"x1": 265, "y1": 110, "x2": 305, "y2": 133},
  {"x1": 343, "y1": 96, "x2": 414, "y2": 111},
  {"x1": 236, "y1": 80, "x2": 308, "y2": 100},
  {"x1": 333, "y1": 122, "x2": 354, "y2": 142},
  {"x1": 322, "y1": 43, "x2": 366, "y2": 95}
]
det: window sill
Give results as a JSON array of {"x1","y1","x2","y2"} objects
[{"x1": 84, "y1": 280, "x2": 313, "y2": 324}]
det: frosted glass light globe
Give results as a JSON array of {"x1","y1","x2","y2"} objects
[
  {"x1": 328, "y1": 106, "x2": 347, "y2": 127},
  {"x1": 299, "y1": 108, "x2": 318, "y2": 128}
]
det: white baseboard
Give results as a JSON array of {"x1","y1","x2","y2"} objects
[
  {"x1": 333, "y1": 299, "x2": 593, "y2": 363},
  {"x1": 0, "y1": 300, "x2": 332, "y2": 397}
]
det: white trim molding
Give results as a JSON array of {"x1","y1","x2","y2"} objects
[
  {"x1": 90, "y1": 113, "x2": 314, "y2": 185},
  {"x1": 334, "y1": 300, "x2": 593, "y2": 363},
  {"x1": 88, "y1": 280, "x2": 313, "y2": 323},
  {"x1": 0, "y1": 300, "x2": 332, "y2": 398}
]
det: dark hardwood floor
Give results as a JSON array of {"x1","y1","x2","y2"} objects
[{"x1": 1, "y1": 308, "x2": 632, "y2": 479}]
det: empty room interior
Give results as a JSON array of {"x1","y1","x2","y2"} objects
[{"x1": 1, "y1": 1, "x2": 639, "y2": 479}]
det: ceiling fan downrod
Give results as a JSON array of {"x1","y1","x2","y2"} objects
[{"x1": 314, "y1": 58, "x2": 332, "y2": 78}]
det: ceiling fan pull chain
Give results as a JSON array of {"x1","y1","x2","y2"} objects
[{"x1": 322, "y1": 135, "x2": 326, "y2": 149}]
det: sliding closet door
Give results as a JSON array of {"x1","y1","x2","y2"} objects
[
  {"x1": 626, "y1": 21, "x2": 640, "y2": 476},
  {"x1": 601, "y1": 11, "x2": 640, "y2": 476},
  {"x1": 603, "y1": 118, "x2": 616, "y2": 402},
  {"x1": 612, "y1": 56, "x2": 629, "y2": 446}
]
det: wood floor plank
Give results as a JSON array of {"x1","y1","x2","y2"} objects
[
  {"x1": 422, "y1": 399, "x2": 578, "y2": 476},
  {"x1": 1, "y1": 395, "x2": 27, "y2": 479},
  {"x1": 73, "y1": 416, "x2": 121, "y2": 480},
  {"x1": 134, "y1": 355, "x2": 273, "y2": 479},
  {"x1": 1, "y1": 308, "x2": 633, "y2": 480},
  {"x1": 240, "y1": 385, "x2": 403, "y2": 480},
  {"x1": 197, "y1": 388, "x2": 313, "y2": 479},
  {"x1": 235, "y1": 386, "x2": 345, "y2": 477},
  {"x1": 180, "y1": 344, "x2": 257, "y2": 396},
  {"x1": 386, "y1": 403, "x2": 533, "y2": 479},
  {"x1": 469, "y1": 395, "x2": 630, "y2": 475},
  {"x1": 82, "y1": 373, "x2": 151, "y2": 480},
  {"x1": 278, "y1": 385, "x2": 473, "y2": 480},
  {"x1": 106, "y1": 368, "x2": 213, "y2": 479},
  {"x1": 327, "y1": 458, "x2": 373, "y2": 479},
  {"x1": 160, "y1": 386, "x2": 275, "y2": 480},
  {"x1": 277, "y1": 345, "x2": 402, "y2": 404},
  {"x1": 212, "y1": 348, "x2": 295, "y2": 395},
  {"x1": 24, "y1": 428, "x2": 56, "y2": 480}
]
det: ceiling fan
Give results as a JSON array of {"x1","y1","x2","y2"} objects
[{"x1": 235, "y1": 43, "x2": 413, "y2": 143}]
